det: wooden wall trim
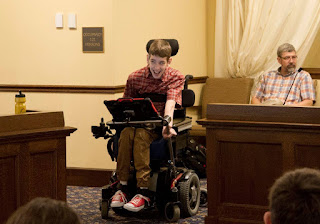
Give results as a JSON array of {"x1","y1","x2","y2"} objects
[
  {"x1": 188, "y1": 76, "x2": 208, "y2": 84},
  {"x1": 0, "y1": 84, "x2": 125, "y2": 94},
  {"x1": 67, "y1": 167, "x2": 114, "y2": 187},
  {"x1": 0, "y1": 76, "x2": 208, "y2": 94},
  {"x1": 1, "y1": 69, "x2": 319, "y2": 95},
  {"x1": 303, "y1": 68, "x2": 320, "y2": 80}
]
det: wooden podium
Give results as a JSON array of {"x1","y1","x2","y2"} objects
[
  {"x1": 198, "y1": 104, "x2": 320, "y2": 224},
  {"x1": 0, "y1": 111, "x2": 76, "y2": 223}
]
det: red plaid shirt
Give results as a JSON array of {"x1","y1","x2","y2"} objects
[{"x1": 124, "y1": 66, "x2": 185, "y2": 115}]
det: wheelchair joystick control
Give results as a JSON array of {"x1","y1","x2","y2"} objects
[
  {"x1": 91, "y1": 118, "x2": 112, "y2": 139},
  {"x1": 100, "y1": 118, "x2": 104, "y2": 126}
]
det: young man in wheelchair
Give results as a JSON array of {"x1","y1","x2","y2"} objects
[{"x1": 110, "y1": 39, "x2": 185, "y2": 212}]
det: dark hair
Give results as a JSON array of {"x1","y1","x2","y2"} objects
[
  {"x1": 268, "y1": 168, "x2": 320, "y2": 224},
  {"x1": 148, "y1": 39, "x2": 172, "y2": 61},
  {"x1": 6, "y1": 197, "x2": 81, "y2": 224}
]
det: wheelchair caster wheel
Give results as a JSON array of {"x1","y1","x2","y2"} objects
[
  {"x1": 200, "y1": 188, "x2": 208, "y2": 207},
  {"x1": 100, "y1": 200, "x2": 110, "y2": 219},
  {"x1": 179, "y1": 173, "x2": 200, "y2": 217},
  {"x1": 164, "y1": 202, "x2": 180, "y2": 222}
]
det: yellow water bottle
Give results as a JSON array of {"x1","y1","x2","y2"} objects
[{"x1": 15, "y1": 90, "x2": 26, "y2": 114}]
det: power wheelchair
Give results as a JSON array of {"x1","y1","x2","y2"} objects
[{"x1": 91, "y1": 39, "x2": 207, "y2": 222}]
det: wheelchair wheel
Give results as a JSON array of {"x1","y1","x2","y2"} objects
[
  {"x1": 200, "y1": 187, "x2": 208, "y2": 207},
  {"x1": 100, "y1": 200, "x2": 110, "y2": 219},
  {"x1": 164, "y1": 202, "x2": 180, "y2": 222},
  {"x1": 179, "y1": 173, "x2": 200, "y2": 217}
]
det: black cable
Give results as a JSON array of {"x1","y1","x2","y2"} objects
[{"x1": 283, "y1": 67, "x2": 302, "y2": 105}]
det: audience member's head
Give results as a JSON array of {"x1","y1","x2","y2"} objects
[
  {"x1": 264, "y1": 168, "x2": 320, "y2": 224},
  {"x1": 276, "y1": 43, "x2": 296, "y2": 58},
  {"x1": 6, "y1": 197, "x2": 81, "y2": 224}
]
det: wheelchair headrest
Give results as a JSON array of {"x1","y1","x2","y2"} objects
[
  {"x1": 146, "y1": 39, "x2": 179, "y2": 57},
  {"x1": 182, "y1": 89, "x2": 195, "y2": 107},
  {"x1": 182, "y1": 75, "x2": 195, "y2": 107}
]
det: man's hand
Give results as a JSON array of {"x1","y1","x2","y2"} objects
[
  {"x1": 292, "y1": 99, "x2": 313, "y2": 106},
  {"x1": 251, "y1": 97, "x2": 261, "y2": 104},
  {"x1": 162, "y1": 126, "x2": 177, "y2": 139}
]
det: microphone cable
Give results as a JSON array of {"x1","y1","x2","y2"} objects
[{"x1": 283, "y1": 67, "x2": 302, "y2": 105}]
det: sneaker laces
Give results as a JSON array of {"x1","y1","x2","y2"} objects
[
  {"x1": 131, "y1": 194, "x2": 150, "y2": 206},
  {"x1": 112, "y1": 190, "x2": 127, "y2": 203}
]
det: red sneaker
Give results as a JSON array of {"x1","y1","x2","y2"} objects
[
  {"x1": 123, "y1": 194, "x2": 150, "y2": 212},
  {"x1": 110, "y1": 190, "x2": 127, "y2": 208}
]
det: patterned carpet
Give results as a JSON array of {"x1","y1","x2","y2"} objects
[{"x1": 67, "y1": 179, "x2": 207, "y2": 224}]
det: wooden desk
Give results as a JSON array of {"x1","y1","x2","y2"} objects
[
  {"x1": 198, "y1": 104, "x2": 320, "y2": 224},
  {"x1": 0, "y1": 111, "x2": 76, "y2": 223}
]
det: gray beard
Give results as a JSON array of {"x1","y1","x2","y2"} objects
[{"x1": 287, "y1": 66, "x2": 295, "y2": 74}]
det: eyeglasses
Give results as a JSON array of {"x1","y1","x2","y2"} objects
[{"x1": 280, "y1": 55, "x2": 298, "y2": 61}]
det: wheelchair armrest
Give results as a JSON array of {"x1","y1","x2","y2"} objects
[{"x1": 173, "y1": 117, "x2": 192, "y2": 133}]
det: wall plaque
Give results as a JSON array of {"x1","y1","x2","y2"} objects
[{"x1": 82, "y1": 27, "x2": 104, "y2": 53}]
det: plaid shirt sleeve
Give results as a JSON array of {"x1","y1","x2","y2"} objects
[
  {"x1": 166, "y1": 71, "x2": 185, "y2": 106},
  {"x1": 123, "y1": 74, "x2": 135, "y2": 98},
  {"x1": 300, "y1": 71, "x2": 316, "y2": 102},
  {"x1": 253, "y1": 74, "x2": 266, "y2": 100}
]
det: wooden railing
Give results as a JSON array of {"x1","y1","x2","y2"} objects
[
  {"x1": 0, "y1": 69, "x2": 319, "y2": 94},
  {"x1": 304, "y1": 68, "x2": 320, "y2": 79},
  {"x1": 0, "y1": 76, "x2": 208, "y2": 94}
]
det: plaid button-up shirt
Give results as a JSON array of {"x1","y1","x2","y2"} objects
[
  {"x1": 253, "y1": 68, "x2": 315, "y2": 105},
  {"x1": 124, "y1": 66, "x2": 185, "y2": 115}
]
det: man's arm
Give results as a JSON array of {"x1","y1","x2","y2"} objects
[
  {"x1": 251, "y1": 97, "x2": 261, "y2": 104},
  {"x1": 296, "y1": 72, "x2": 315, "y2": 107},
  {"x1": 292, "y1": 99, "x2": 313, "y2": 106},
  {"x1": 123, "y1": 75, "x2": 134, "y2": 98},
  {"x1": 251, "y1": 73, "x2": 266, "y2": 105},
  {"x1": 162, "y1": 99, "x2": 176, "y2": 139}
]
